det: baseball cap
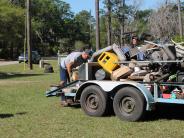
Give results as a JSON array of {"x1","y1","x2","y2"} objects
[
  {"x1": 132, "y1": 36, "x2": 138, "y2": 40},
  {"x1": 83, "y1": 49, "x2": 93, "y2": 57}
]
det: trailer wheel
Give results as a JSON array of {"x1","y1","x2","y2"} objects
[
  {"x1": 113, "y1": 87, "x2": 146, "y2": 121},
  {"x1": 80, "y1": 85, "x2": 108, "y2": 117}
]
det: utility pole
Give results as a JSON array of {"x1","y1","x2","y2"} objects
[
  {"x1": 26, "y1": 0, "x2": 33, "y2": 70},
  {"x1": 120, "y1": 0, "x2": 125, "y2": 46},
  {"x1": 95, "y1": 0, "x2": 100, "y2": 51},
  {"x1": 107, "y1": 0, "x2": 112, "y2": 46},
  {"x1": 177, "y1": 0, "x2": 183, "y2": 38},
  {"x1": 24, "y1": 1, "x2": 27, "y2": 70}
]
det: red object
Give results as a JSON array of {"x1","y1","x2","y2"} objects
[{"x1": 162, "y1": 94, "x2": 171, "y2": 99}]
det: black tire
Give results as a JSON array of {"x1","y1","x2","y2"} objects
[
  {"x1": 80, "y1": 85, "x2": 108, "y2": 117},
  {"x1": 113, "y1": 87, "x2": 146, "y2": 121}
]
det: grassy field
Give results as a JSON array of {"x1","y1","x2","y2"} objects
[{"x1": 0, "y1": 61, "x2": 184, "y2": 138}]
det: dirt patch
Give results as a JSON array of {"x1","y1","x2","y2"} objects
[
  {"x1": 0, "y1": 80, "x2": 40, "y2": 85},
  {"x1": 0, "y1": 61, "x2": 18, "y2": 66}
]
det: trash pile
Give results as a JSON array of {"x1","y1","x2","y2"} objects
[
  {"x1": 89, "y1": 41, "x2": 184, "y2": 83},
  {"x1": 171, "y1": 39, "x2": 184, "y2": 57}
]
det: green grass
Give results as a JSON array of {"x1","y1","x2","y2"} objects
[{"x1": 0, "y1": 61, "x2": 184, "y2": 138}]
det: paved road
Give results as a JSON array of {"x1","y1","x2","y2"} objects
[{"x1": 0, "y1": 61, "x2": 18, "y2": 66}]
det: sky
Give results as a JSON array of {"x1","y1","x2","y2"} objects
[{"x1": 65, "y1": 0, "x2": 169, "y2": 16}]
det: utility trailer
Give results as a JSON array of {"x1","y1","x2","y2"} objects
[{"x1": 46, "y1": 62, "x2": 184, "y2": 122}]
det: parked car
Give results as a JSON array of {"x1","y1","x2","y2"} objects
[{"x1": 18, "y1": 51, "x2": 41, "y2": 64}]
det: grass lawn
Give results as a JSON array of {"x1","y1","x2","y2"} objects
[{"x1": 0, "y1": 61, "x2": 184, "y2": 138}]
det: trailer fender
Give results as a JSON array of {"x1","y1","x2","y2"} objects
[{"x1": 75, "y1": 81, "x2": 155, "y2": 111}]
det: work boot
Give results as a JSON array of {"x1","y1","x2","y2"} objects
[
  {"x1": 66, "y1": 99, "x2": 74, "y2": 105},
  {"x1": 61, "y1": 101, "x2": 68, "y2": 107},
  {"x1": 59, "y1": 81, "x2": 65, "y2": 87}
]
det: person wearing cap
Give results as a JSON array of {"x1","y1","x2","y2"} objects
[
  {"x1": 123, "y1": 36, "x2": 145, "y2": 61},
  {"x1": 59, "y1": 49, "x2": 91, "y2": 87},
  {"x1": 59, "y1": 49, "x2": 91, "y2": 106},
  {"x1": 131, "y1": 36, "x2": 139, "y2": 48}
]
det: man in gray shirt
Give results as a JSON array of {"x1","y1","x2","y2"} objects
[{"x1": 60, "y1": 49, "x2": 91, "y2": 87}]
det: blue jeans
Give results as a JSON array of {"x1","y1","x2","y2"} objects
[
  {"x1": 60, "y1": 66, "x2": 69, "y2": 86},
  {"x1": 60, "y1": 66, "x2": 70, "y2": 102}
]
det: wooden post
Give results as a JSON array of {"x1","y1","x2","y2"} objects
[
  {"x1": 95, "y1": 0, "x2": 100, "y2": 51},
  {"x1": 27, "y1": 0, "x2": 33, "y2": 70}
]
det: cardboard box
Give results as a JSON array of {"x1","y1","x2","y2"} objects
[{"x1": 111, "y1": 66, "x2": 133, "y2": 80}]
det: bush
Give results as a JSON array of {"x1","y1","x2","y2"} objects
[{"x1": 172, "y1": 35, "x2": 184, "y2": 43}]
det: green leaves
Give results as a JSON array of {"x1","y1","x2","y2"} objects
[{"x1": 0, "y1": 0, "x2": 24, "y2": 41}]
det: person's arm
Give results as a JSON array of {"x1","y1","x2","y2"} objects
[{"x1": 66, "y1": 62, "x2": 74, "y2": 79}]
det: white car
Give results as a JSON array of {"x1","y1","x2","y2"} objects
[{"x1": 18, "y1": 51, "x2": 41, "y2": 64}]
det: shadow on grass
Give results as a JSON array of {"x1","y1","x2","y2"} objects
[
  {"x1": 70, "y1": 103, "x2": 184, "y2": 120},
  {"x1": 69, "y1": 103, "x2": 115, "y2": 117},
  {"x1": 15, "y1": 112, "x2": 27, "y2": 115},
  {"x1": 70, "y1": 103, "x2": 81, "y2": 108},
  {"x1": 0, "y1": 114, "x2": 14, "y2": 118},
  {"x1": 0, "y1": 112, "x2": 27, "y2": 119},
  {"x1": 146, "y1": 104, "x2": 184, "y2": 121},
  {"x1": 0, "y1": 72, "x2": 44, "y2": 79}
]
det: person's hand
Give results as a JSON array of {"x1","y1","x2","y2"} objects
[
  {"x1": 75, "y1": 66, "x2": 80, "y2": 70},
  {"x1": 69, "y1": 73, "x2": 72, "y2": 82}
]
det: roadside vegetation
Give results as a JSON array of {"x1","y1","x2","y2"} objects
[{"x1": 0, "y1": 0, "x2": 183, "y2": 60}]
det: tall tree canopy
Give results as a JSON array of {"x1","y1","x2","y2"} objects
[
  {"x1": 0, "y1": 0, "x2": 24, "y2": 59},
  {"x1": 0, "y1": 0, "x2": 183, "y2": 59}
]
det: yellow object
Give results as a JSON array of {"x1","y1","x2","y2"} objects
[
  {"x1": 72, "y1": 71, "x2": 79, "y2": 81},
  {"x1": 98, "y1": 52, "x2": 119, "y2": 73}
]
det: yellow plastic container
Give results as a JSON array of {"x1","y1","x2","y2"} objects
[{"x1": 98, "y1": 52, "x2": 119, "y2": 74}]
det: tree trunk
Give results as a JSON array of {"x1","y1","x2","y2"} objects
[
  {"x1": 177, "y1": 0, "x2": 183, "y2": 37},
  {"x1": 107, "y1": 0, "x2": 112, "y2": 46},
  {"x1": 10, "y1": 42, "x2": 13, "y2": 60},
  {"x1": 95, "y1": 0, "x2": 100, "y2": 51},
  {"x1": 120, "y1": 0, "x2": 125, "y2": 46}
]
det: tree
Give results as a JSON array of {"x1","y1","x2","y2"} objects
[
  {"x1": 130, "y1": 9, "x2": 152, "y2": 36},
  {"x1": 0, "y1": 0, "x2": 24, "y2": 59},
  {"x1": 74, "y1": 41, "x2": 85, "y2": 51},
  {"x1": 177, "y1": 0, "x2": 183, "y2": 37},
  {"x1": 104, "y1": 0, "x2": 112, "y2": 45},
  {"x1": 149, "y1": 4, "x2": 179, "y2": 40},
  {"x1": 31, "y1": 0, "x2": 74, "y2": 53},
  {"x1": 74, "y1": 10, "x2": 94, "y2": 45},
  {"x1": 95, "y1": 0, "x2": 100, "y2": 50}
]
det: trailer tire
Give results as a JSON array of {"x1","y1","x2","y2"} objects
[
  {"x1": 113, "y1": 87, "x2": 146, "y2": 121},
  {"x1": 80, "y1": 85, "x2": 108, "y2": 117}
]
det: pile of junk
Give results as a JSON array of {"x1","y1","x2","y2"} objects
[
  {"x1": 76, "y1": 41, "x2": 184, "y2": 98},
  {"x1": 77, "y1": 41, "x2": 184, "y2": 83}
]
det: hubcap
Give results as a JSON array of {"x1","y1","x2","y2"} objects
[
  {"x1": 120, "y1": 97, "x2": 135, "y2": 113},
  {"x1": 86, "y1": 94, "x2": 99, "y2": 111}
]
